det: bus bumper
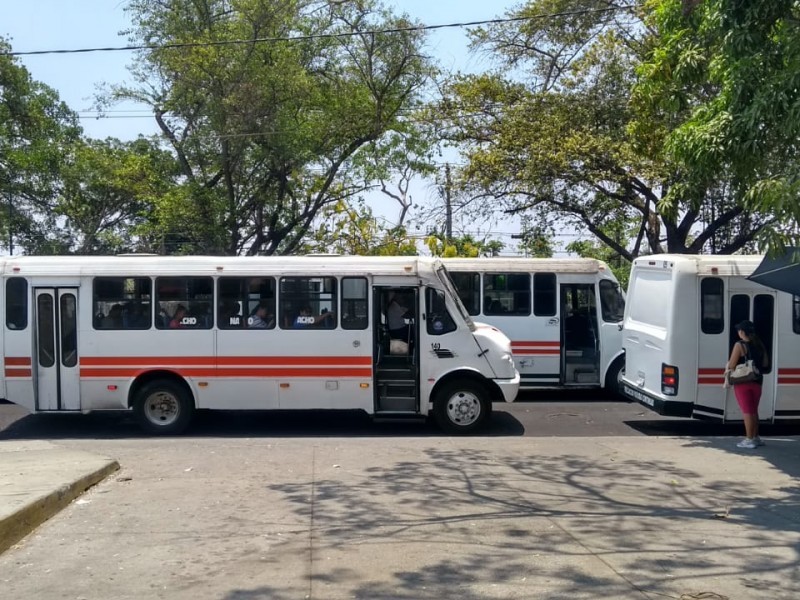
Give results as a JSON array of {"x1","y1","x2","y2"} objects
[
  {"x1": 621, "y1": 382, "x2": 693, "y2": 417},
  {"x1": 495, "y1": 372, "x2": 521, "y2": 403}
]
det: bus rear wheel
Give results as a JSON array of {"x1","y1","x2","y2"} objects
[
  {"x1": 134, "y1": 380, "x2": 194, "y2": 435},
  {"x1": 434, "y1": 381, "x2": 491, "y2": 434}
]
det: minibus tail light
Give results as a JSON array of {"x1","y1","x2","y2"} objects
[{"x1": 661, "y1": 363, "x2": 679, "y2": 396}]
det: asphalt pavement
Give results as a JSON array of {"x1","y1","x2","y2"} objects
[{"x1": 1, "y1": 419, "x2": 799, "y2": 599}]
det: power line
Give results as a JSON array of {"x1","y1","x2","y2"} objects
[{"x1": 3, "y1": 6, "x2": 634, "y2": 57}]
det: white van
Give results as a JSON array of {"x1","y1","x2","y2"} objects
[{"x1": 620, "y1": 254, "x2": 800, "y2": 423}]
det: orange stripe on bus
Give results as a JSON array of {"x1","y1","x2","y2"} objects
[
  {"x1": 511, "y1": 341, "x2": 561, "y2": 348},
  {"x1": 5, "y1": 368, "x2": 31, "y2": 378},
  {"x1": 778, "y1": 368, "x2": 800, "y2": 375},
  {"x1": 4, "y1": 357, "x2": 31, "y2": 366},
  {"x1": 698, "y1": 377, "x2": 725, "y2": 385},
  {"x1": 79, "y1": 367, "x2": 372, "y2": 379},
  {"x1": 778, "y1": 377, "x2": 800, "y2": 384},
  {"x1": 698, "y1": 368, "x2": 725, "y2": 375},
  {"x1": 512, "y1": 349, "x2": 561, "y2": 355},
  {"x1": 80, "y1": 356, "x2": 372, "y2": 367}
]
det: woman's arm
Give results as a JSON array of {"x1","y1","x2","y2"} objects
[{"x1": 726, "y1": 342, "x2": 744, "y2": 371}]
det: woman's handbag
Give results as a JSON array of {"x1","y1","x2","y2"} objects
[
  {"x1": 727, "y1": 343, "x2": 759, "y2": 385},
  {"x1": 728, "y1": 361, "x2": 758, "y2": 384}
]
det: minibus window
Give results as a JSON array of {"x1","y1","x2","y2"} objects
[
  {"x1": 484, "y1": 272, "x2": 531, "y2": 316},
  {"x1": 94, "y1": 277, "x2": 152, "y2": 330},
  {"x1": 701, "y1": 278, "x2": 724, "y2": 334},
  {"x1": 426, "y1": 288, "x2": 457, "y2": 335},
  {"x1": 37, "y1": 294, "x2": 55, "y2": 368},
  {"x1": 341, "y1": 277, "x2": 368, "y2": 330},
  {"x1": 279, "y1": 277, "x2": 337, "y2": 329},
  {"x1": 599, "y1": 280, "x2": 625, "y2": 323},
  {"x1": 449, "y1": 272, "x2": 480, "y2": 316},
  {"x1": 435, "y1": 266, "x2": 475, "y2": 329},
  {"x1": 217, "y1": 277, "x2": 276, "y2": 329},
  {"x1": 6, "y1": 277, "x2": 28, "y2": 330},
  {"x1": 155, "y1": 277, "x2": 213, "y2": 330},
  {"x1": 533, "y1": 273, "x2": 557, "y2": 316},
  {"x1": 793, "y1": 296, "x2": 800, "y2": 334}
]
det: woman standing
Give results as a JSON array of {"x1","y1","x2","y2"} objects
[{"x1": 725, "y1": 320, "x2": 769, "y2": 449}]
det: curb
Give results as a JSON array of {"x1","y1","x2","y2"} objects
[{"x1": 0, "y1": 459, "x2": 120, "y2": 555}]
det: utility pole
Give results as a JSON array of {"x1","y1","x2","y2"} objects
[
  {"x1": 7, "y1": 194, "x2": 12, "y2": 256},
  {"x1": 444, "y1": 163, "x2": 453, "y2": 242}
]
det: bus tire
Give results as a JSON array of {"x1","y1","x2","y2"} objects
[
  {"x1": 134, "y1": 380, "x2": 194, "y2": 435},
  {"x1": 434, "y1": 380, "x2": 491, "y2": 434},
  {"x1": 605, "y1": 357, "x2": 625, "y2": 398}
]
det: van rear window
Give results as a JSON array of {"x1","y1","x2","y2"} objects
[{"x1": 628, "y1": 270, "x2": 671, "y2": 328}]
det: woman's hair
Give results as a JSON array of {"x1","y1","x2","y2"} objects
[{"x1": 743, "y1": 332, "x2": 770, "y2": 368}]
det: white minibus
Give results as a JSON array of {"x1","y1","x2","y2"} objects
[
  {"x1": 0, "y1": 255, "x2": 519, "y2": 434},
  {"x1": 620, "y1": 254, "x2": 800, "y2": 423},
  {"x1": 444, "y1": 258, "x2": 626, "y2": 392}
]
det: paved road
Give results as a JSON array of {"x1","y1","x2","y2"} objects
[{"x1": 3, "y1": 392, "x2": 798, "y2": 439}]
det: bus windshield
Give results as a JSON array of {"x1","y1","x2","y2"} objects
[{"x1": 436, "y1": 265, "x2": 476, "y2": 331}]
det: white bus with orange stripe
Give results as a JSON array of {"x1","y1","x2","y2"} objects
[
  {"x1": 621, "y1": 254, "x2": 800, "y2": 423},
  {"x1": 0, "y1": 255, "x2": 519, "y2": 434},
  {"x1": 444, "y1": 258, "x2": 626, "y2": 393}
]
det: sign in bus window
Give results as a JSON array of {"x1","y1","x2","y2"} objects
[{"x1": 155, "y1": 277, "x2": 213, "y2": 330}]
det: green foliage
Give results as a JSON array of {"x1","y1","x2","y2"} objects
[
  {"x1": 0, "y1": 38, "x2": 82, "y2": 254},
  {"x1": 425, "y1": 232, "x2": 503, "y2": 257},
  {"x1": 114, "y1": 0, "x2": 435, "y2": 255},
  {"x1": 432, "y1": 0, "x2": 778, "y2": 264},
  {"x1": 636, "y1": 0, "x2": 800, "y2": 245}
]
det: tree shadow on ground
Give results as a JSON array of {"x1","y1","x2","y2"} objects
[{"x1": 223, "y1": 446, "x2": 800, "y2": 600}]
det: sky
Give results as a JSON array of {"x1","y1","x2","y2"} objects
[{"x1": 2, "y1": 0, "x2": 529, "y2": 250}]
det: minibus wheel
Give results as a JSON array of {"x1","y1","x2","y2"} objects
[
  {"x1": 605, "y1": 357, "x2": 625, "y2": 398},
  {"x1": 434, "y1": 381, "x2": 491, "y2": 434},
  {"x1": 134, "y1": 380, "x2": 194, "y2": 435}
]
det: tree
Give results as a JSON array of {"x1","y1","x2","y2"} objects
[
  {"x1": 0, "y1": 37, "x2": 82, "y2": 254},
  {"x1": 431, "y1": 0, "x2": 776, "y2": 261},
  {"x1": 113, "y1": 0, "x2": 434, "y2": 255},
  {"x1": 635, "y1": 0, "x2": 800, "y2": 249},
  {"x1": 57, "y1": 137, "x2": 182, "y2": 254}
]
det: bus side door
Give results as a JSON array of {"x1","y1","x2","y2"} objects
[
  {"x1": 34, "y1": 288, "x2": 80, "y2": 411},
  {"x1": 725, "y1": 291, "x2": 776, "y2": 422}
]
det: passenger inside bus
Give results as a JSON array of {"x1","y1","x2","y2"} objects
[
  {"x1": 101, "y1": 304, "x2": 124, "y2": 329},
  {"x1": 169, "y1": 305, "x2": 187, "y2": 328}
]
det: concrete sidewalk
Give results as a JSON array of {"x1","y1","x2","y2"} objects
[
  {"x1": 0, "y1": 434, "x2": 798, "y2": 599},
  {"x1": 0, "y1": 441, "x2": 119, "y2": 554}
]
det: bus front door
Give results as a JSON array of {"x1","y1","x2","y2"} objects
[
  {"x1": 34, "y1": 288, "x2": 80, "y2": 411},
  {"x1": 724, "y1": 291, "x2": 776, "y2": 422},
  {"x1": 373, "y1": 286, "x2": 420, "y2": 414},
  {"x1": 560, "y1": 283, "x2": 600, "y2": 385}
]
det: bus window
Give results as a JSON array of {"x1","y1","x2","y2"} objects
[
  {"x1": 155, "y1": 277, "x2": 213, "y2": 330},
  {"x1": 483, "y1": 273, "x2": 531, "y2": 316},
  {"x1": 94, "y1": 277, "x2": 152, "y2": 330},
  {"x1": 341, "y1": 277, "x2": 368, "y2": 330},
  {"x1": 599, "y1": 280, "x2": 625, "y2": 323},
  {"x1": 279, "y1": 277, "x2": 337, "y2": 329},
  {"x1": 533, "y1": 272, "x2": 556, "y2": 316},
  {"x1": 217, "y1": 277, "x2": 275, "y2": 329},
  {"x1": 426, "y1": 288, "x2": 456, "y2": 335},
  {"x1": 701, "y1": 278, "x2": 724, "y2": 334},
  {"x1": 793, "y1": 296, "x2": 800, "y2": 334},
  {"x1": 449, "y1": 272, "x2": 480, "y2": 316},
  {"x1": 6, "y1": 277, "x2": 28, "y2": 330}
]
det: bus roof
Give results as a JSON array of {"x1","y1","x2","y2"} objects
[
  {"x1": 632, "y1": 254, "x2": 764, "y2": 277},
  {"x1": 443, "y1": 257, "x2": 611, "y2": 275},
  {"x1": 0, "y1": 255, "x2": 444, "y2": 277}
]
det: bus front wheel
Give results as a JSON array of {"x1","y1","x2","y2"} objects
[
  {"x1": 134, "y1": 380, "x2": 194, "y2": 435},
  {"x1": 433, "y1": 381, "x2": 491, "y2": 434}
]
